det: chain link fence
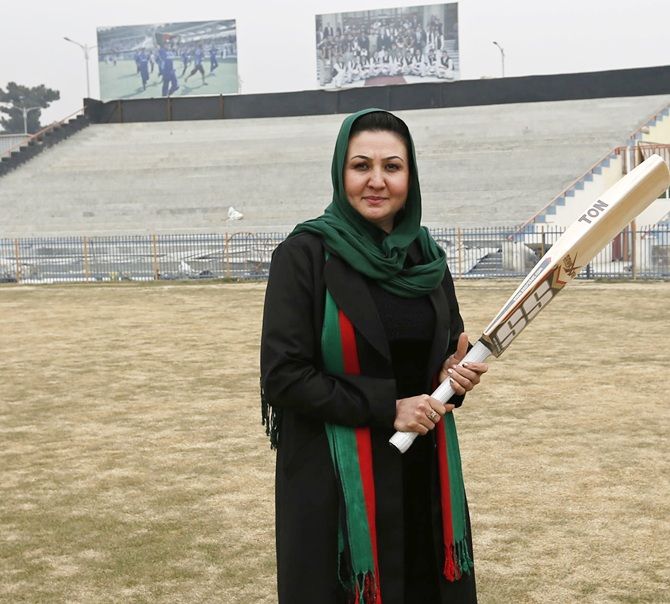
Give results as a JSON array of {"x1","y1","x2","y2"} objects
[{"x1": 1, "y1": 226, "x2": 669, "y2": 284}]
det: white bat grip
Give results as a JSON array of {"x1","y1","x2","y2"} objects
[{"x1": 389, "y1": 340, "x2": 491, "y2": 453}]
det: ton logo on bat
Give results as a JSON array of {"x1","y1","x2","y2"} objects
[{"x1": 578, "y1": 200, "x2": 609, "y2": 224}]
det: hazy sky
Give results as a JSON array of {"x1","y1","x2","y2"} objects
[{"x1": 1, "y1": 0, "x2": 669, "y2": 124}]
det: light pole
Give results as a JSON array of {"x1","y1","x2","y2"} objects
[
  {"x1": 492, "y1": 40, "x2": 505, "y2": 78},
  {"x1": 18, "y1": 97, "x2": 41, "y2": 135},
  {"x1": 64, "y1": 36, "x2": 96, "y2": 98},
  {"x1": 20, "y1": 105, "x2": 41, "y2": 135}
]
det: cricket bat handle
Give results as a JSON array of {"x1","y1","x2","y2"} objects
[{"x1": 389, "y1": 340, "x2": 492, "y2": 453}]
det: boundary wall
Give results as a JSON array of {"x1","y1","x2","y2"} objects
[{"x1": 84, "y1": 65, "x2": 670, "y2": 124}]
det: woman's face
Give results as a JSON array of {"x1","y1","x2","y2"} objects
[{"x1": 343, "y1": 129, "x2": 410, "y2": 233}]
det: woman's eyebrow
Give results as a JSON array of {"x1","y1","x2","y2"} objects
[{"x1": 349, "y1": 154, "x2": 405, "y2": 161}]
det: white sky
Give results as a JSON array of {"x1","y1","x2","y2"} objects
[{"x1": 1, "y1": 0, "x2": 669, "y2": 125}]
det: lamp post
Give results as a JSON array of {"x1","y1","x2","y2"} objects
[
  {"x1": 64, "y1": 36, "x2": 96, "y2": 98},
  {"x1": 492, "y1": 40, "x2": 505, "y2": 78},
  {"x1": 20, "y1": 105, "x2": 41, "y2": 135},
  {"x1": 18, "y1": 97, "x2": 41, "y2": 135}
]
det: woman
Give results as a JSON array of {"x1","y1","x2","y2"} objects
[{"x1": 261, "y1": 109, "x2": 488, "y2": 604}]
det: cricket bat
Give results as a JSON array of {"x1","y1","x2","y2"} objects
[{"x1": 390, "y1": 153, "x2": 670, "y2": 453}]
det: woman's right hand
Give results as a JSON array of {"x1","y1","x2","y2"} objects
[{"x1": 393, "y1": 394, "x2": 454, "y2": 434}]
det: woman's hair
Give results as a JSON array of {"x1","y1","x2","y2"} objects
[{"x1": 348, "y1": 111, "x2": 411, "y2": 154}]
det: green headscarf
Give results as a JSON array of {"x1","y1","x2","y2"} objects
[{"x1": 291, "y1": 108, "x2": 446, "y2": 298}]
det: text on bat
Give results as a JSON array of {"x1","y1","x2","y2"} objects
[
  {"x1": 578, "y1": 199, "x2": 609, "y2": 224},
  {"x1": 489, "y1": 277, "x2": 557, "y2": 354},
  {"x1": 561, "y1": 253, "x2": 581, "y2": 278}
]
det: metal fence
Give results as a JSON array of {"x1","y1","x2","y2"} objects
[{"x1": 1, "y1": 226, "x2": 669, "y2": 284}]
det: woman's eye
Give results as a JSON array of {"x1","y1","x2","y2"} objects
[
  {"x1": 386, "y1": 163, "x2": 400, "y2": 171},
  {"x1": 353, "y1": 163, "x2": 368, "y2": 171}
]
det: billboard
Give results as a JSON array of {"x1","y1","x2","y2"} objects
[
  {"x1": 316, "y1": 3, "x2": 459, "y2": 89},
  {"x1": 96, "y1": 20, "x2": 238, "y2": 101}
]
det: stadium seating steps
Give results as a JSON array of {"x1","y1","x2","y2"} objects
[
  {"x1": 0, "y1": 114, "x2": 90, "y2": 178},
  {"x1": 1, "y1": 94, "x2": 669, "y2": 237}
]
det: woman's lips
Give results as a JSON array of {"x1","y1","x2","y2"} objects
[{"x1": 363, "y1": 196, "x2": 386, "y2": 205}]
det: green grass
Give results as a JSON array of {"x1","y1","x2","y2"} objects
[{"x1": 99, "y1": 59, "x2": 238, "y2": 101}]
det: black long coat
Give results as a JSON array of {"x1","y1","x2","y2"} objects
[{"x1": 261, "y1": 232, "x2": 477, "y2": 604}]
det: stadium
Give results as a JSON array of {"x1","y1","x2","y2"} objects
[
  {"x1": 1, "y1": 5, "x2": 670, "y2": 603},
  {"x1": 2, "y1": 65, "x2": 670, "y2": 283}
]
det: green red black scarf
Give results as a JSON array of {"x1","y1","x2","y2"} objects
[{"x1": 321, "y1": 288, "x2": 472, "y2": 603}]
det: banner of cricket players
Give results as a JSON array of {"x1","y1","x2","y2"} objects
[{"x1": 95, "y1": 3, "x2": 459, "y2": 101}]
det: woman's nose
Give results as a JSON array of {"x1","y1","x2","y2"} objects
[{"x1": 368, "y1": 169, "x2": 384, "y2": 188}]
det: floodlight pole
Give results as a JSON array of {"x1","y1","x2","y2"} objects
[
  {"x1": 64, "y1": 36, "x2": 96, "y2": 98},
  {"x1": 492, "y1": 41, "x2": 505, "y2": 78}
]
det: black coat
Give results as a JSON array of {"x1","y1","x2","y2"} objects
[{"x1": 261, "y1": 233, "x2": 476, "y2": 604}]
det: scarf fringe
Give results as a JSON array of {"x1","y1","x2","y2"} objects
[
  {"x1": 260, "y1": 380, "x2": 280, "y2": 449},
  {"x1": 350, "y1": 571, "x2": 378, "y2": 604},
  {"x1": 443, "y1": 538, "x2": 474, "y2": 582},
  {"x1": 338, "y1": 547, "x2": 378, "y2": 604}
]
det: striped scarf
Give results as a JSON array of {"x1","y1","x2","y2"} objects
[{"x1": 321, "y1": 288, "x2": 472, "y2": 603}]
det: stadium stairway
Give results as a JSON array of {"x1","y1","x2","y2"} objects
[
  {"x1": 1, "y1": 94, "x2": 670, "y2": 237},
  {"x1": 519, "y1": 103, "x2": 670, "y2": 234},
  {"x1": 468, "y1": 250, "x2": 505, "y2": 277},
  {"x1": 0, "y1": 114, "x2": 90, "y2": 178}
]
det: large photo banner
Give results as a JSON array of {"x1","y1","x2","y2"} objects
[
  {"x1": 97, "y1": 20, "x2": 238, "y2": 100},
  {"x1": 316, "y1": 3, "x2": 459, "y2": 89}
]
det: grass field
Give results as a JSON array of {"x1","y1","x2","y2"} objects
[
  {"x1": 99, "y1": 59, "x2": 238, "y2": 101},
  {"x1": 1, "y1": 280, "x2": 668, "y2": 603}
]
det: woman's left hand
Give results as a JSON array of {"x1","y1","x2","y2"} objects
[{"x1": 439, "y1": 333, "x2": 488, "y2": 395}]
